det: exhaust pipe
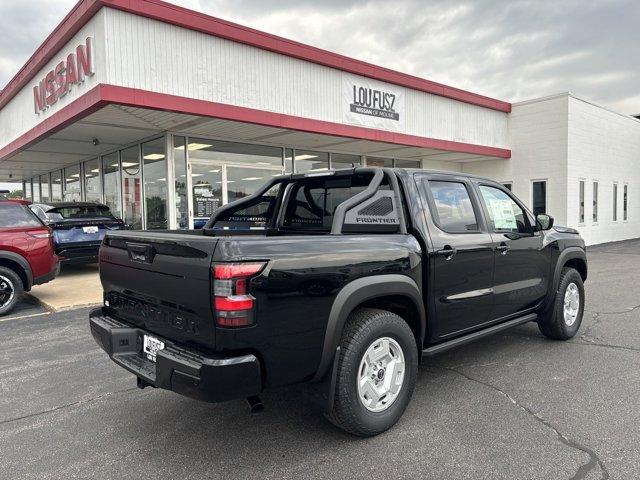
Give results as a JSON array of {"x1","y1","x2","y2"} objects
[{"x1": 246, "y1": 395, "x2": 264, "y2": 414}]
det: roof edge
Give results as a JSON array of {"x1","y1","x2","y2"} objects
[
  {"x1": 0, "y1": 0, "x2": 511, "y2": 113},
  {"x1": 0, "y1": 83, "x2": 511, "y2": 162}
]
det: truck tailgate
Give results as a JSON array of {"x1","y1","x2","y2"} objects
[{"x1": 99, "y1": 231, "x2": 218, "y2": 351}]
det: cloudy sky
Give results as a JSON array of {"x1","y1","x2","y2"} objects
[{"x1": 0, "y1": 0, "x2": 639, "y2": 116}]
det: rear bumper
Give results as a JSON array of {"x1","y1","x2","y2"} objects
[
  {"x1": 56, "y1": 244, "x2": 100, "y2": 263},
  {"x1": 89, "y1": 309, "x2": 262, "y2": 403}
]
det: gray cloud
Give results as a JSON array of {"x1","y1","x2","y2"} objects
[{"x1": 1, "y1": 0, "x2": 639, "y2": 113}]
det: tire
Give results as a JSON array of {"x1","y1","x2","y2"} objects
[
  {"x1": 0, "y1": 266, "x2": 24, "y2": 316},
  {"x1": 538, "y1": 267, "x2": 584, "y2": 340},
  {"x1": 327, "y1": 308, "x2": 418, "y2": 437}
]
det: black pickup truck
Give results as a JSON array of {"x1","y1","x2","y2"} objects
[{"x1": 90, "y1": 167, "x2": 587, "y2": 436}]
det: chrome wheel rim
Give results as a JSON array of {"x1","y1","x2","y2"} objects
[
  {"x1": 0, "y1": 275, "x2": 15, "y2": 309},
  {"x1": 563, "y1": 282, "x2": 580, "y2": 326},
  {"x1": 357, "y1": 337, "x2": 405, "y2": 413}
]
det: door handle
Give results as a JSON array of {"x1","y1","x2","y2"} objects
[
  {"x1": 496, "y1": 242, "x2": 510, "y2": 255},
  {"x1": 436, "y1": 245, "x2": 457, "y2": 260}
]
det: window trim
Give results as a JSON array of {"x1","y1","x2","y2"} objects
[{"x1": 417, "y1": 175, "x2": 485, "y2": 235}]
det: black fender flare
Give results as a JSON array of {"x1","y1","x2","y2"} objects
[
  {"x1": 311, "y1": 274, "x2": 426, "y2": 382},
  {"x1": 545, "y1": 247, "x2": 587, "y2": 309},
  {"x1": 0, "y1": 251, "x2": 33, "y2": 290}
]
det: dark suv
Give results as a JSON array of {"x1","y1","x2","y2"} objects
[
  {"x1": 0, "y1": 199, "x2": 59, "y2": 315},
  {"x1": 90, "y1": 168, "x2": 587, "y2": 436}
]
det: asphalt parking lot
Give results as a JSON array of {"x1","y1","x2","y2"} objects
[{"x1": 1, "y1": 241, "x2": 639, "y2": 479}]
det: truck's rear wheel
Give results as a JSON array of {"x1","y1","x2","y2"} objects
[
  {"x1": 328, "y1": 308, "x2": 418, "y2": 436},
  {"x1": 0, "y1": 266, "x2": 23, "y2": 316},
  {"x1": 538, "y1": 267, "x2": 584, "y2": 340}
]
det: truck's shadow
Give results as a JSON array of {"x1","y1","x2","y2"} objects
[{"x1": 108, "y1": 322, "x2": 552, "y2": 473}]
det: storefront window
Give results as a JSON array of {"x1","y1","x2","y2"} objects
[
  {"x1": 64, "y1": 165, "x2": 82, "y2": 201},
  {"x1": 51, "y1": 170, "x2": 63, "y2": 201},
  {"x1": 121, "y1": 146, "x2": 142, "y2": 229},
  {"x1": 190, "y1": 160, "x2": 223, "y2": 228},
  {"x1": 173, "y1": 136, "x2": 189, "y2": 229},
  {"x1": 142, "y1": 138, "x2": 168, "y2": 229},
  {"x1": 285, "y1": 148, "x2": 294, "y2": 173},
  {"x1": 366, "y1": 157, "x2": 393, "y2": 168},
  {"x1": 395, "y1": 159, "x2": 421, "y2": 168},
  {"x1": 24, "y1": 180, "x2": 32, "y2": 200},
  {"x1": 102, "y1": 153, "x2": 122, "y2": 219},
  {"x1": 187, "y1": 138, "x2": 284, "y2": 228},
  {"x1": 40, "y1": 174, "x2": 50, "y2": 202},
  {"x1": 331, "y1": 153, "x2": 361, "y2": 169},
  {"x1": 32, "y1": 177, "x2": 41, "y2": 202},
  {"x1": 84, "y1": 158, "x2": 101, "y2": 202},
  {"x1": 227, "y1": 165, "x2": 280, "y2": 204},
  {"x1": 295, "y1": 150, "x2": 329, "y2": 173}
]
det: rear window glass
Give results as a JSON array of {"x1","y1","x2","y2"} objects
[
  {"x1": 283, "y1": 185, "x2": 368, "y2": 230},
  {"x1": 282, "y1": 174, "x2": 384, "y2": 232},
  {"x1": 0, "y1": 204, "x2": 42, "y2": 228},
  {"x1": 46, "y1": 205, "x2": 115, "y2": 220}
]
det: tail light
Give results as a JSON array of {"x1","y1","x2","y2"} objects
[{"x1": 213, "y1": 262, "x2": 265, "y2": 328}]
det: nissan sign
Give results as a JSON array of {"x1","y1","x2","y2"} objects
[{"x1": 33, "y1": 37, "x2": 94, "y2": 114}]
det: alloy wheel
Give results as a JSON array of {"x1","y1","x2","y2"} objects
[{"x1": 357, "y1": 337, "x2": 406, "y2": 412}]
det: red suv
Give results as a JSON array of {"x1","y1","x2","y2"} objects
[{"x1": 0, "y1": 199, "x2": 59, "y2": 315}]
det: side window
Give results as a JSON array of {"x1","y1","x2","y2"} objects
[
  {"x1": 479, "y1": 185, "x2": 530, "y2": 234},
  {"x1": 428, "y1": 181, "x2": 479, "y2": 233}
]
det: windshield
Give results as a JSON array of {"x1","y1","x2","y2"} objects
[{"x1": 45, "y1": 205, "x2": 115, "y2": 221}]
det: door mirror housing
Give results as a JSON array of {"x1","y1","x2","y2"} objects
[{"x1": 536, "y1": 214, "x2": 554, "y2": 230}]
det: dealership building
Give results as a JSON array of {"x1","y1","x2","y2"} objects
[{"x1": 1, "y1": 0, "x2": 639, "y2": 245}]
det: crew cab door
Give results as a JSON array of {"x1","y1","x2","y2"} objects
[
  {"x1": 415, "y1": 174, "x2": 495, "y2": 338},
  {"x1": 473, "y1": 182, "x2": 551, "y2": 320}
]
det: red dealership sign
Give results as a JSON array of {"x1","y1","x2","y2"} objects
[{"x1": 33, "y1": 37, "x2": 94, "y2": 114}]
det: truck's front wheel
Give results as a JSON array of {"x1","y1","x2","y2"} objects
[
  {"x1": 538, "y1": 267, "x2": 585, "y2": 340},
  {"x1": 328, "y1": 308, "x2": 418, "y2": 437}
]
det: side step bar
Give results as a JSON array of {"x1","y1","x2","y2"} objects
[{"x1": 422, "y1": 313, "x2": 537, "y2": 357}]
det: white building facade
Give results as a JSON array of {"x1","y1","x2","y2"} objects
[{"x1": 1, "y1": 0, "x2": 638, "y2": 245}]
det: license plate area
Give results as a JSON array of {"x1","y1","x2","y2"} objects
[
  {"x1": 142, "y1": 334, "x2": 165, "y2": 362},
  {"x1": 83, "y1": 226, "x2": 99, "y2": 234}
]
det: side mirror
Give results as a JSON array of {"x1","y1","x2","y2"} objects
[{"x1": 536, "y1": 214, "x2": 554, "y2": 230}]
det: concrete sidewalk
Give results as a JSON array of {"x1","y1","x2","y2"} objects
[{"x1": 29, "y1": 263, "x2": 101, "y2": 312}]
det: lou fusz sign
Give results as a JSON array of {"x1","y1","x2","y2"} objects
[
  {"x1": 33, "y1": 37, "x2": 94, "y2": 114},
  {"x1": 343, "y1": 74, "x2": 405, "y2": 132}
]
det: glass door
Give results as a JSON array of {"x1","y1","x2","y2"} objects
[
  {"x1": 188, "y1": 161, "x2": 282, "y2": 229},
  {"x1": 190, "y1": 160, "x2": 224, "y2": 229},
  {"x1": 226, "y1": 164, "x2": 282, "y2": 203}
]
